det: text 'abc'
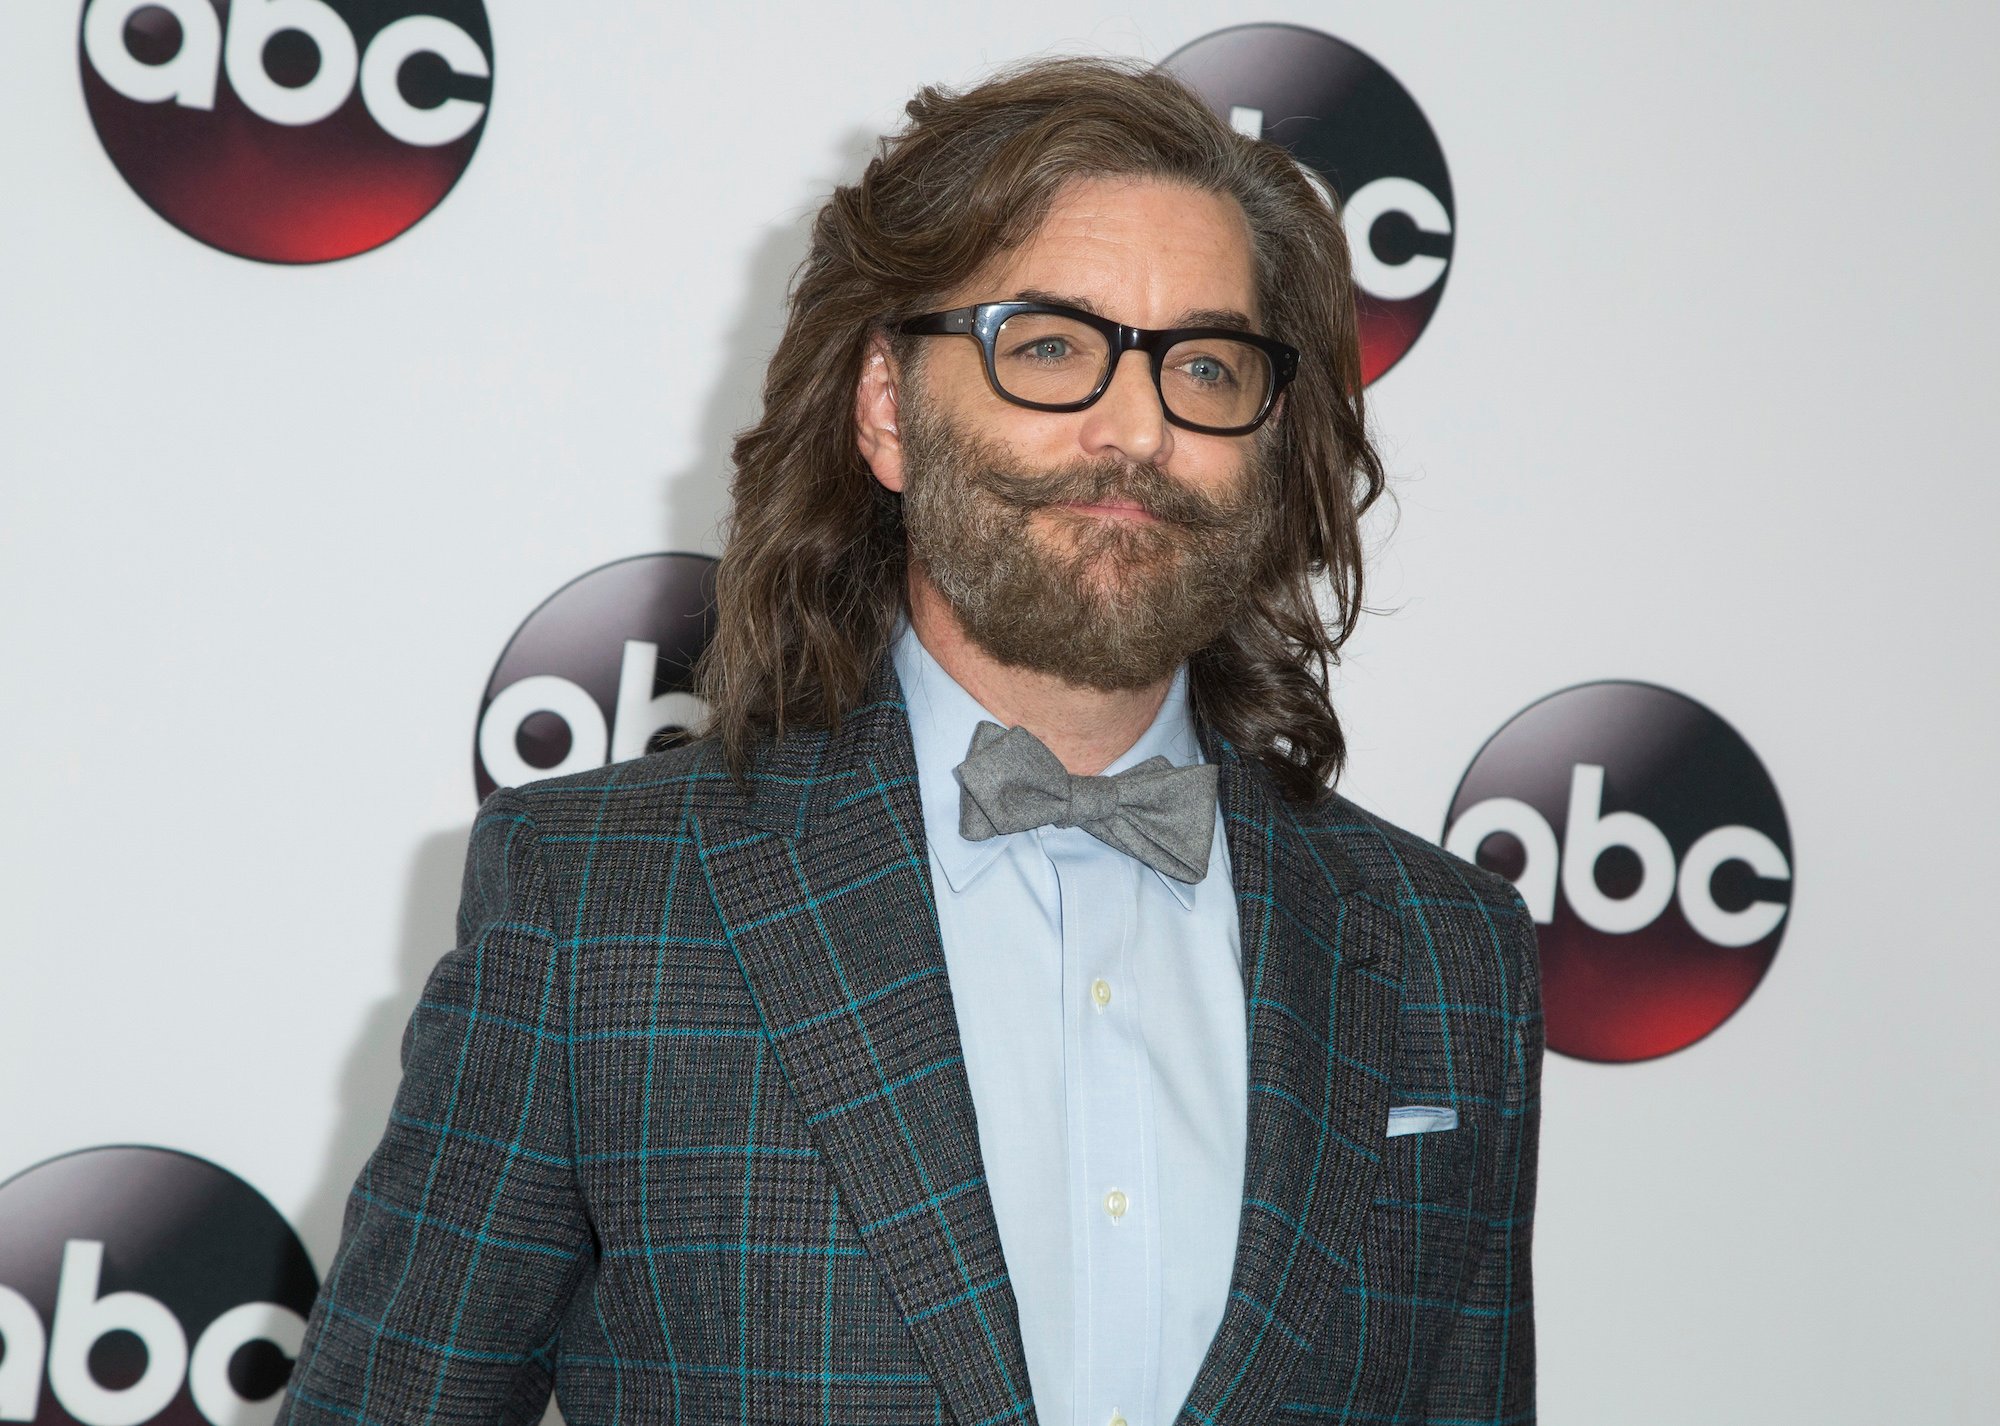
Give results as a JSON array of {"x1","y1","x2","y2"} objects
[
  {"x1": 0, "y1": 1240, "x2": 305, "y2": 1426},
  {"x1": 83, "y1": 0, "x2": 489, "y2": 146},
  {"x1": 1447, "y1": 762, "x2": 1792, "y2": 947}
]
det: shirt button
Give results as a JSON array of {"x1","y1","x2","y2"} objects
[
  {"x1": 1104, "y1": 1188, "x2": 1128, "y2": 1221},
  {"x1": 1091, "y1": 978, "x2": 1112, "y2": 1009}
]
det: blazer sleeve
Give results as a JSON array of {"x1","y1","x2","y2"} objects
[
  {"x1": 278, "y1": 788, "x2": 594, "y2": 1426},
  {"x1": 1418, "y1": 892, "x2": 1544, "y2": 1423}
]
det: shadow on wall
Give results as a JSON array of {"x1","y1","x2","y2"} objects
[
  {"x1": 291, "y1": 162, "x2": 850, "y2": 1259},
  {"x1": 656, "y1": 126, "x2": 882, "y2": 551},
  {"x1": 293, "y1": 824, "x2": 470, "y2": 1271}
]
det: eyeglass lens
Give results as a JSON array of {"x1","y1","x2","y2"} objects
[{"x1": 992, "y1": 311, "x2": 1273, "y2": 428}]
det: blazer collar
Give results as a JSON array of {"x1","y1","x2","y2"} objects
[
  {"x1": 1172, "y1": 735, "x2": 1404, "y2": 1424},
  {"x1": 699, "y1": 653, "x2": 1039, "y2": 1426}
]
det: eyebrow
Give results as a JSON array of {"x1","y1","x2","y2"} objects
[{"x1": 1012, "y1": 288, "x2": 1258, "y2": 333}]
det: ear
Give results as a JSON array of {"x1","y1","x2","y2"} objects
[{"x1": 854, "y1": 331, "x2": 908, "y2": 493}]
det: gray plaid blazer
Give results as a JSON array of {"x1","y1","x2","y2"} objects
[{"x1": 278, "y1": 657, "x2": 1541, "y2": 1426}]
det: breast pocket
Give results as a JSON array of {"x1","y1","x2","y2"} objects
[{"x1": 1375, "y1": 1105, "x2": 1480, "y2": 1210}]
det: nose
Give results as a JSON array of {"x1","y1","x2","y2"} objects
[{"x1": 1077, "y1": 349, "x2": 1172, "y2": 467}]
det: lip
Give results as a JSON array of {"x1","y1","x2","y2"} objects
[{"x1": 1059, "y1": 499, "x2": 1159, "y2": 523}]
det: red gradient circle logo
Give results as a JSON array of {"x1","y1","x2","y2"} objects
[
  {"x1": 0, "y1": 1145, "x2": 319, "y2": 1426},
  {"x1": 475, "y1": 554, "x2": 719, "y2": 801},
  {"x1": 1443, "y1": 682, "x2": 1794, "y2": 1063},
  {"x1": 79, "y1": 0, "x2": 494, "y2": 263},
  {"x1": 1164, "y1": 23, "x2": 1453, "y2": 385}
]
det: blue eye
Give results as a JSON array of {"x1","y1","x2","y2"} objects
[
  {"x1": 1027, "y1": 338, "x2": 1070, "y2": 361},
  {"x1": 1182, "y1": 355, "x2": 1233, "y2": 386}
]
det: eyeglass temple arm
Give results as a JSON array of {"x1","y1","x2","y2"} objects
[{"x1": 894, "y1": 309, "x2": 975, "y2": 335}]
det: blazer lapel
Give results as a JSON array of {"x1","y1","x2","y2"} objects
[
  {"x1": 1177, "y1": 743, "x2": 1406, "y2": 1425},
  {"x1": 695, "y1": 660, "x2": 1036, "y2": 1426}
]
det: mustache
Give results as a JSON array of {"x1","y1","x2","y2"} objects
[{"x1": 966, "y1": 457, "x2": 1245, "y2": 532}]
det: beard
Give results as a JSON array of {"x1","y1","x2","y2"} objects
[{"x1": 897, "y1": 381, "x2": 1279, "y2": 690}]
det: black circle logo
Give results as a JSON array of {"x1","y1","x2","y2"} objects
[
  {"x1": 1442, "y1": 682, "x2": 1794, "y2": 1063},
  {"x1": 0, "y1": 1146, "x2": 319, "y2": 1426},
  {"x1": 79, "y1": 1, "x2": 494, "y2": 263},
  {"x1": 474, "y1": 553, "x2": 719, "y2": 801},
  {"x1": 1164, "y1": 23, "x2": 1453, "y2": 385}
]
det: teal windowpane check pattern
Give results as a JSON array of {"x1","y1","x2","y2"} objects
[{"x1": 277, "y1": 654, "x2": 1540, "y2": 1426}]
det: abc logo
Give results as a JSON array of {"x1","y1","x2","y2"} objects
[
  {"x1": 1165, "y1": 23, "x2": 1453, "y2": 385},
  {"x1": 78, "y1": 0, "x2": 494, "y2": 263},
  {"x1": 475, "y1": 553, "x2": 718, "y2": 801},
  {"x1": 1443, "y1": 682, "x2": 1794, "y2": 1063},
  {"x1": 0, "y1": 1146, "x2": 319, "y2": 1426}
]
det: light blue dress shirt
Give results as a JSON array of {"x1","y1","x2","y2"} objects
[{"x1": 892, "y1": 623, "x2": 1247, "y2": 1426}]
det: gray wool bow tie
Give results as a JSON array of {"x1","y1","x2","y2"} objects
[{"x1": 954, "y1": 721, "x2": 1219, "y2": 883}]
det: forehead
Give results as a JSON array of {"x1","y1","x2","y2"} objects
[{"x1": 956, "y1": 174, "x2": 1260, "y2": 327}]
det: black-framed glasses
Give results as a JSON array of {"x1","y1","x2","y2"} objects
[{"x1": 895, "y1": 301, "x2": 1298, "y2": 436}]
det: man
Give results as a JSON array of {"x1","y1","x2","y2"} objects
[{"x1": 279, "y1": 56, "x2": 1541, "y2": 1426}]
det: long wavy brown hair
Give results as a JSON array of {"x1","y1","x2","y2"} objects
[{"x1": 697, "y1": 55, "x2": 1385, "y2": 803}]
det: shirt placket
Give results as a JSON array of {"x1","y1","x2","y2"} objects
[{"x1": 1049, "y1": 828, "x2": 1159, "y2": 1426}]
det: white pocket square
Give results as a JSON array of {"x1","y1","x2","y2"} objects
[{"x1": 1386, "y1": 1105, "x2": 1458, "y2": 1137}]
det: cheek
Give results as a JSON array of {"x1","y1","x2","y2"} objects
[
  {"x1": 922, "y1": 346, "x2": 997, "y2": 413},
  {"x1": 962, "y1": 405, "x2": 1092, "y2": 469},
  {"x1": 1173, "y1": 442, "x2": 1256, "y2": 498}
]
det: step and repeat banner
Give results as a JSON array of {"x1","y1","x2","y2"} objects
[{"x1": 2, "y1": 3, "x2": 1994, "y2": 1423}]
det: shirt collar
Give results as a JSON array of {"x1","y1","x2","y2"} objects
[{"x1": 891, "y1": 619, "x2": 1207, "y2": 908}]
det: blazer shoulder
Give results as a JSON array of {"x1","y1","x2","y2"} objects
[
  {"x1": 1302, "y1": 786, "x2": 1526, "y2": 923},
  {"x1": 496, "y1": 736, "x2": 747, "y2": 836},
  {"x1": 1299, "y1": 790, "x2": 1539, "y2": 1026}
]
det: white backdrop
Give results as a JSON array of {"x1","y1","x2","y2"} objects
[{"x1": 4, "y1": 3, "x2": 1997, "y2": 1422}]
